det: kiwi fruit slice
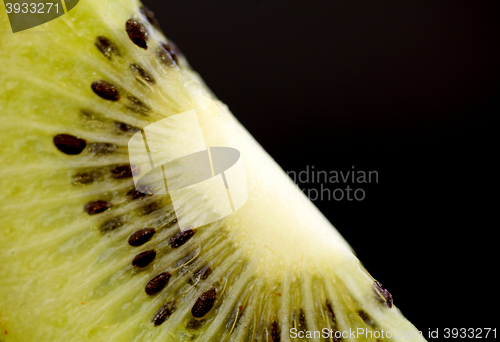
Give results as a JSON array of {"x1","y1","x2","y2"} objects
[{"x1": 0, "y1": 1, "x2": 426, "y2": 341}]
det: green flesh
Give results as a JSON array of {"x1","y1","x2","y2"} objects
[{"x1": 0, "y1": 1, "x2": 426, "y2": 341}]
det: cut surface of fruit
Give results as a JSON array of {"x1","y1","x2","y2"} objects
[{"x1": 0, "y1": 1, "x2": 426, "y2": 341}]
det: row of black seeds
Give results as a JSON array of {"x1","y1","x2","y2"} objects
[
  {"x1": 73, "y1": 164, "x2": 133, "y2": 185},
  {"x1": 128, "y1": 228, "x2": 196, "y2": 306},
  {"x1": 54, "y1": 134, "x2": 120, "y2": 156},
  {"x1": 91, "y1": 79, "x2": 151, "y2": 115},
  {"x1": 81, "y1": 11, "x2": 181, "y2": 221},
  {"x1": 56, "y1": 8, "x2": 183, "y2": 154},
  {"x1": 81, "y1": 9, "x2": 365, "y2": 337},
  {"x1": 53, "y1": 7, "x2": 209, "y2": 331}
]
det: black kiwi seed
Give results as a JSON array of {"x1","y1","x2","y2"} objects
[
  {"x1": 373, "y1": 281, "x2": 393, "y2": 308},
  {"x1": 128, "y1": 228, "x2": 156, "y2": 247},
  {"x1": 127, "y1": 188, "x2": 149, "y2": 200},
  {"x1": 110, "y1": 165, "x2": 133, "y2": 179},
  {"x1": 87, "y1": 142, "x2": 118, "y2": 155},
  {"x1": 145, "y1": 272, "x2": 171, "y2": 295},
  {"x1": 325, "y1": 300, "x2": 336, "y2": 322},
  {"x1": 325, "y1": 301, "x2": 341, "y2": 341},
  {"x1": 152, "y1": 301, "x2": 175, "y2": 326},
  {"x1": 191, "y1": 288, "x2": 216, "y2": 318},
  {"x1": 115, "y1": 121, "x2": 140, "y2": 133},
  {"x1": 140, "y1": 5, "x2": 162, "y2": 32},
  {"x1": 84, "y1": 200, "x2": 111, "y2": 215},
  {"x1": 126, "y1": 19, "x2": 148, "y2": 49},
  {"x1": 100, "y1": 217, "x2": 123, "y2": 232},
  {"x1": 130, "y1": 64, "x2": 155, "y2": 85},
  {"x1": 132, "y1": 250, "x2": 156, "y2": 268},
  {"x1": 271, "y1": 321, "x2": 281, "y2": 342},
  {"x1": 53, "y1": 134, "x2": 87, "y2": 155},
  {"x1": 357, "y1": 310, "x2": 375, "y2": 326},
  {"x1": 295, "y1": 308, "x2": 307, "y2": 332},
  {"x1": 169, "y1": 229, "x2": 195, "y2": 248},
  {"x1": 141, "y1": 201, "x2": 162, "y2": 215},
  {"x1": 127, "y1": 95, "x2": 150, "y2": 114},
  {"x1": 72, "y1": 172, "x2": 94, "y2": 185},
  {"x1": 158, "y1": 41, "x2": 179, "y2": 65},
  {"x1": 95, "y1": 36, "x2": 119, "y2": 59},
  {"x1": 189, "y1": 265, "x2": 212, "y2": 284},
  {"x1": 91, "y1": 80, "x2": 120, "y2": 101}
]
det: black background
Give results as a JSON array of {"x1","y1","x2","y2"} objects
[{"x1": 144, "y1": 0, "x2": 498, "y2": 338}]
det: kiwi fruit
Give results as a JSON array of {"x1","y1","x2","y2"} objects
[{"x1": 0, "y1": 1, "x2": 426, "y2": 341}]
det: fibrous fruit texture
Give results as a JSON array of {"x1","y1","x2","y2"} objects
[{"x1": 0, "y1": 1, "x2": 426, "y2": 341}]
